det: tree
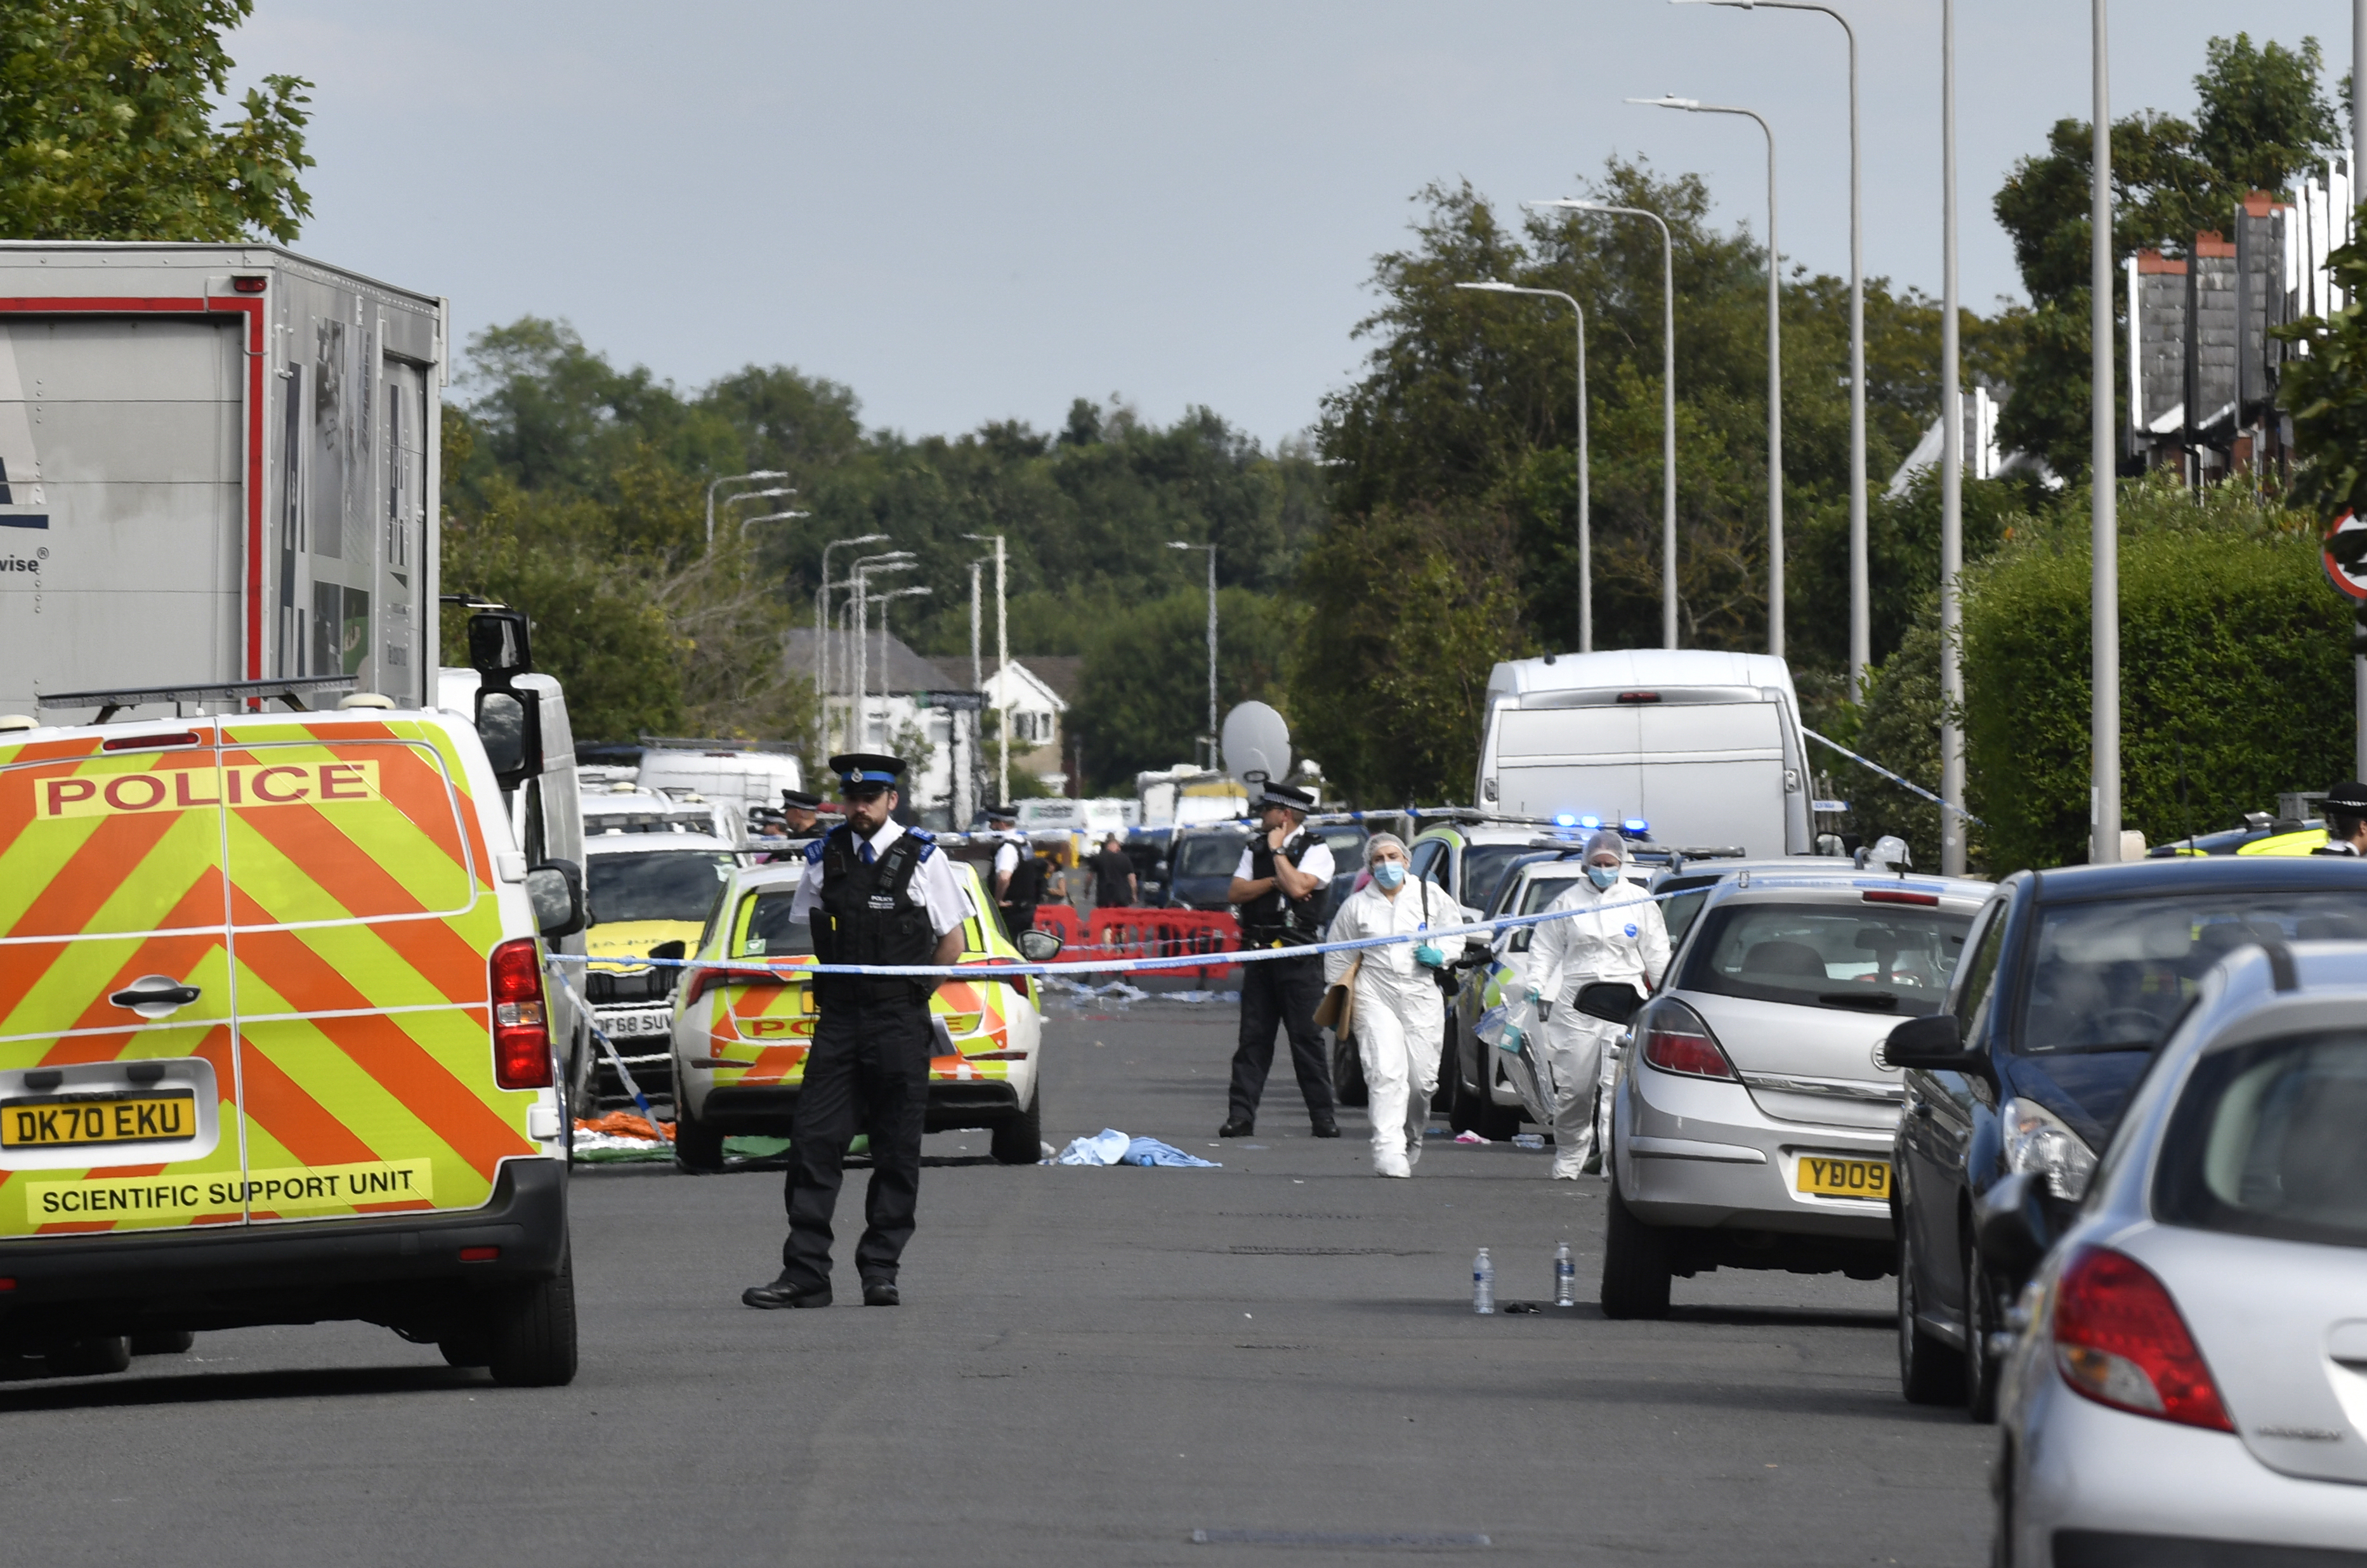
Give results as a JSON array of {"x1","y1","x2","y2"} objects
[
  {"x1": 0, "y1": 0, "x2": 312, "y2": 242},
  {"x1": 2276, "y1": 219, "x2": 2367, "y2": 519},
  {"x1": 1068, "y1": 589, "x2": 1293, "y2": 791}
]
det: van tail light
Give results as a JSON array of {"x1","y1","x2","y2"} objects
[
  {"x1": 488, "y1": 938, "x2": 553, "y2": 1089},
  {"x1": 2051, "y1": 1246, "x2": 2233, "y2": 1432},
  {"x1": 1638, "y1": 998, "x2": 1736, "y2": 1080},
  {"x1": 681, "y1": 965, "x2": 794, "y2": 1007}
]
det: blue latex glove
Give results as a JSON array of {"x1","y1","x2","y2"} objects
[{"x1": 1414, "y1": 943, "x2": 1445, "y2": 969}]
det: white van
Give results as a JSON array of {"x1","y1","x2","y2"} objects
[
  {"x1": 635, "y1": 743, "x2": 803, "y2": 816},
  {"x1": 1474, "y1": 650, "x2": 1811, "y2": 858}
]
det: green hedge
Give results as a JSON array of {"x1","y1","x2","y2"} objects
[{"x1": 1964, "y1": 492, "x2": 2354, "y2": 872}]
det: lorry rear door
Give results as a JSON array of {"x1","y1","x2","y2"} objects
[
  {"x1": 0, "y1": 724, "x2": 246, "y2": 1239},
  {"x1": 1493, "y1": 706, "x2": 1644, "y2": 820},
  {"x1": 218, "y1": 715, "x2": 536, "y2": 1224},
  {"x1": 1634, "y1": 702, "x2": 1786, "y2": 851}
]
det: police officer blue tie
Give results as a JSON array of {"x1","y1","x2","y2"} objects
[{"x1": 860, "y1": 842, "x2": 876, "y2": 865}]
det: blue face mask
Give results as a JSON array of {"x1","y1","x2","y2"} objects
[
  {"x1": 1586, "y1": 864, "x2": 1620, "y2": 891},
  {"x1": 1372, "y1": 861, "x2": 1407, "y2": 890}
]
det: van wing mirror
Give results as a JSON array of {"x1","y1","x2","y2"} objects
[
  {"x1": 1883, "y1": 1012, "x2": 1976, "y2": 1071},
  {"x1": 475, "y1": 687, "x2": 543, "y2": 792},
  {"x1": 1575, "y1": 981, "x2": 1643, "y2": 1026},
  {"x1": 523, "y1": 859, "x2": 584, "y2": 940},
  {"x1": 467, "y1": 608, "x2": 532, "y2": 681}
]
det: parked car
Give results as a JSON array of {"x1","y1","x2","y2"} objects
[
  {"x1": 580, "y1": 831, "x2": 742, "y2": 1104},
  {"x1": 1645, "y1": 853, "x2": 1850, "y2": 955},
  {"x1": 669, "y1": 857, "x2": 1062, "y2": 1168},
  {"x1": 1408, "y1": 818, "x2": 1550, "y2": 920},
  {"x1": 1597, "y1": 866, "x2": 1988, "y2": 1317},
  {"x1": 1165, "y1": 824, "x2": 1254, "y2": 911},
  {"x1": 1885, "y1": 856, "x2": 2367, "y2": 1421},
  {"x1": 1986, "y1": 939, "x2": 2367, "y2": 1564}
]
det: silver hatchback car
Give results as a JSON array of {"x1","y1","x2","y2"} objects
[
  {"x1": 1597, "y1": 868, "x2": 1989, "y2": 1317},
  {"x1": 1989, "y1": 940, "x2": 2367, "y2": 1564}
]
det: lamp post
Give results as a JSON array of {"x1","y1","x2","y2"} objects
[
  {"x1": 816, "y1": 534, "x2": 887, "y2": 749},
  {"x1": 1457, "y1": 280, "x2": 1592, "y2": 651},
  {"x1": 2088, "y1": 0, "x2": 2120, "y2": 863},
  {"x1": 705, "y1": 470, "x2": 787, "y2": 553},
  {"x1": 1671, "y1": 0, "x2": 1863, "y2": 692},
  {"x1": 847, "y1": 554, "x2": 914, "y2": 755},
  {"x1": 1169, "y1": 541, "x2": 1217, "y2": 768},
  {"x1": 962, "y1": 532, "x2": 1008, "y2": 806},
  {"x1": 1941, "y1": 0, "x2": 1969, "y2": 875},
  {"x1": 1533, "y1": 198, "x2": 1679, "y2": 648},
  {"x1": 1630, "y1": 95, "x2": 1782, "y2": 657},
  {"x1": 874, "y1": 585, "x2": 933, "y2": 753}
]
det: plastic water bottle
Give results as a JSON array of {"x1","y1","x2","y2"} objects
[
  {"x1": 1472, "y1": 1248, "x2": 1495, "y2": 1314},
  {"x1": 1553, "y1": 1241, "x2": 1577, "y2": 1307}
]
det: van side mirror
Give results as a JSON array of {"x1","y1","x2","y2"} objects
[
  {"x1": 1976, "y1": 1170, "x2": 2055, "y2": 1288},
  {"x1": 524, "y1": 859, "x2": 584, "y2": 939},
  {"x1": 1883, "y1": 1012, "x2": 1980, "y2": 1071},
  {"x1": 467, "y1": 608, "x2": 532, "y2": 679},
  {"x1": 1575, "y1": 981, "x2": 1643, "y2": 1026},
  {"x1": 476, "y1": 688, "x2": 543, "y2": 792},
  {"x1": 1017, "y1": 930, "x2": 1064, "y2": 962}
]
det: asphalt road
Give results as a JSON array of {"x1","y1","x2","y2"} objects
[{"x1": 1, "y1": 996, "x2": 1997, "y2": 1565}]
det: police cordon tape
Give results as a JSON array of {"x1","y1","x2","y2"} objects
[
  {"x1": 542, "y1": 871, "x2": 1943, "y2": 982},
  {"x1": 542, "y1": 962, "x2": 675, "y2": 1146}
]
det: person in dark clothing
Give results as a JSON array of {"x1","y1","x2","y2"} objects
[
  {"x1": 999, "y1": 844, "x2": 1050, "y2": 936},
  {"x1": 1221, "y1": 780, "x2": 1338, "y2": 1139},
  {"x1": 1089, "y1": 834, "x2": 1138, "y2": 909},
  {"x1": 2312, "y1": 781, "x2": 2367, "y2": 856},
  {"x1": 742, "y1": 754, "x2": 967, "y2": 1311}
]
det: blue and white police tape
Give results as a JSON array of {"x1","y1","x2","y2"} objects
[
  {"x1": 543, "y1": 961, "x2": 674, "y2": 1142},
  {"x1": 541, "y1": 882, "x2": 1722, "y2": 981}
]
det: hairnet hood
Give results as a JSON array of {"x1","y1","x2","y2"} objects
[{"x1": 1582, "y1": 829, "x2": 1627, "y2": 865}]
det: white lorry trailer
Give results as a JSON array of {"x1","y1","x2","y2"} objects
[
  {"x1": 0, "y1": 242, "x2": 443, "y2": 719},
  {"x1": 1474, "y1": 649, "x2": 1813, "y2": 858}
]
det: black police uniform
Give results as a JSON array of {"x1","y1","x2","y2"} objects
[
  {"x1": 778, "y1": 809, "x2": 940, "y2": 1299},
  {"x1": 1225, "y1": 824, "x2": 1336, "y2": 1133},
  {"x1": 2312, "y1": 783, "x2": 2367, "y2": 856}
]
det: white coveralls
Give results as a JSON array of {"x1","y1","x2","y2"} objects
[
  {"x1": 1323, "y1": 878, "x2": 1448, "y2": 1177},
  {"x1": 1526, "y1": 873, "x2": 1671, "y2": 1179}
]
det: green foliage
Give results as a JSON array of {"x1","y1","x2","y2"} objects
[
  {"x1": 1990, "y1": 34, "x2": 2340, "y2": 475},
  {"x1": 1067, "y1": 589, "x2": 1293, "y2": 791},
  {"x1": 2275, "y1": 220, "x2": 2367, "y2": 518},
  {"x1": 1962, "y1": 478, "x2": 2351, "y2": 873},
  {"x1": 0, "y1": 0, "x2": 312, "y2": 242},
  {"x1": 1831, "y1": 606, "x2": 1951, "y2": 872},
  {"x1": 1288, "y1": 501, "x2": 1531, "y2": 805}
]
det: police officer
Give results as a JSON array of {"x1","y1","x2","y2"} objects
[
  {"x1": 744, "y1": 754, "x2": 967, "y2": 1310},
  {"x1": 2310, "y1": 781, "x2": 2367, "y2": 856},
  {"x1": 1221, "y1": 780, "x2": 1339, "y2": 1139},
  {"x1": 781, "y1": 787, "x2": 823, "y2": 837}
]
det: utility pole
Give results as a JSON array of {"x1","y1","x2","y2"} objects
[
  {"x1": 964, "y1": 533, "x2": 1007, "y2": 805},
  {"x1": 1939, "y1": 0, "x2": 1968, "y2": 877},
  {"x1": 2090, "y1": 0, "x2": 2122, "y2": 863},
  {"x1": 969, "y1": 557, "x2": 987, "y2": 816}
]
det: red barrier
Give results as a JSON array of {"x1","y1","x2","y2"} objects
[
  {"x1": 1028, "y1": 904, "x2": 1084, "y2": 948},
  {"x1": 1088, "y1": 907, "x2": 1243, "y2": 981}
]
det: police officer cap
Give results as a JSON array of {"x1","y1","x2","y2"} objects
[
  {"x1": 1256, "y1": 780, "x2": 1317, "y2": 813},
  {"x1": 782, "y1": 787, "x2": 822, "y2": 811},
  {"x1": 828, "y1": 753, "x2": 906, "y2": 794},
  {"x1": 2329, "y1": 781, "x2": 2367, "y2": 813}
]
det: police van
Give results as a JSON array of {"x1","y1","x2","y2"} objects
[{"x1": 0, "y1": 676, "x2": 584, "y2": 1385}]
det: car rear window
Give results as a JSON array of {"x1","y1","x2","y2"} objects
[
  {"x1": 1175, "y1": 832, "x2": 1249, "y2": 879},
  {"x1": 2022, "y1": 894, "x2": 2367, "y2": 1055},
  {"x1": 1679, "y1": 900, "x2": 1970, "y2": 1016},
  {"x1": 732, "y1": 889, "x2": 815, "y2": 958},
  {"x1": 589, "y1": 851, "x2": 736, "y2": 925},
  {"x1": 2155, "y1": 1029, "x2": 2367, "y2": 1248},
  {"x1": 1459, "y1": 846, "x2": 1530, "y2": 913}
]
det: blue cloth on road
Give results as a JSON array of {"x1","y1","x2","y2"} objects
[
  {"x1": 1122, "y1": 1136, "x2": 1219, "y2": 1168},
  {"x1": 1050, "y1": 1128, "x2": 1220, "y2": 1167}
]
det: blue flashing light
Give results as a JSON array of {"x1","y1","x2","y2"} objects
[
  {"x1": 1623, "y1": 818, "x2": 1649, "y2": 833},
  {"x1": 1553, "y1": 813, "x2": 1578, "y2": 827},
  {"x1": 1578, "y1": 814, "x2": 1602, "y2": 830}
]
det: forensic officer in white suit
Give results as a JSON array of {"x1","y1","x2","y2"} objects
[{"x1": 1524, "y1": 830, "x2": 1670, "y2": 1179}]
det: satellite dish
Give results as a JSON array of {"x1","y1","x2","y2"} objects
[{"x1": 1220, "y1": 702, "x2": 1291, "y2": 785}]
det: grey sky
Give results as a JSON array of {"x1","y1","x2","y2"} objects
[{"x1": 229, "y1": 1, "x2": 2354, "y2": 447}]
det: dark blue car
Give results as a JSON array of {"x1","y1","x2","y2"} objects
[{"x1": 1885, "y1": 856, "x2": 2367, "y2": 1422}]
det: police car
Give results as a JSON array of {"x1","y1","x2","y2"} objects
[
  {"x1": 668, "y1": 853, "x2": 1059, "y2": 1168},
  {"x1": 0, "y1": 684, "x2": 583, "y2": 1385}
]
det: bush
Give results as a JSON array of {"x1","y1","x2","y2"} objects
[{"x1": 1963, "y1": 478, "x2": 2352, "y2": 872}]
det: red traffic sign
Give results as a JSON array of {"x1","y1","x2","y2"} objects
[{"x1": 2324, "y1": 512, "x2": 2367, "y2": 601}]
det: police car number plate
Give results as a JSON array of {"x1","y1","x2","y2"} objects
[
  {"x1": 1, "y1": 1090, "x2": 198, "y2": 1149},
  {"x1": 1795, "y1": 1155, "x2": 1889, "y2": 1200},
  {"x1": 600, "y1": 1008, "x2": 673, "y2": 1038}
]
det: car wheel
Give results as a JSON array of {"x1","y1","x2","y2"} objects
[
  {"x1": 1898, "y1": 1213, "x2": 1966, "y2": 1405},
  {"x1": 48, "y1": 1336, "x2": 131, "y2": 1377},
  {"x1": 990, "y1": 1081, "x2": 1044, "y2": 1165},
  {"x1": 1965, "y1": 1225, "x2": 2002, "y2": 1424},
  {"x1": 1599, "y1": 1161, "x2": 1672, "y2": 1319},
  {"x1": 485, "y1": 1246, "x2": 580, "y2": 1387},
  {"x1": 1331, "y1": 1031, "x2": 1368, "y2": 1107},
  {"x1": 672, "y1": 1075, "x2": 726, "y2": 1173},
  {"x1": 128, "y1": 1330, "x2": 195, "y2": 1356}
]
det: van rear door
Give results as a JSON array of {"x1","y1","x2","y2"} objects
[
  {"x1": 1634, "y1": 702, "x2": 1787, "y2": 851},
  {"x1": 0, "y1": 724, "x2": 245, "y2": 1239},
  {"x1": 218, "y1": 715, "x2": 535, "y2": 1224}
]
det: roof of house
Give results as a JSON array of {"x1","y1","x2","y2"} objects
[
  {"x1": 1020, "y1": 655, "x2": 1083, "y2": 703},
  {"x1": 783, "y1": 628, "x2": 964, "y2": 696}
]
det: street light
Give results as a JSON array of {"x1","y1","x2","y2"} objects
[
  {"x1": 847, "y1": 554, "x2": 915, "y2": 754},
  {"x1": 1670, "y1": 0, "x2": 1865, "y2": 694},
  {"x1": 1169, "y1": 541, "x2": 1217, "y2": 768},
  {"x1": 1630, "y1": 94, "x2": 1783, "y2": 658},
  {"x1": 705, "y1": 471, "x2": 787, "y2": 552},
  {"x1": 872, "y1": 585, "x2": 933, "y2": 752},
  {"x1": 1531, "y1": 198, "x2": 1680, "y2": 648},
  {"x1": 962, "y1": 533, "x2": 1009, "y2": 806},
  {"x1": 1457, "y1": 280, "x2": 1592, "y2": 652},
  {"x1": 816, "y1": 533, "x2": 888, "y2": 747},
  {"x1": 2088, "y1": 0, "x2": 2119, "y2": 863},
  {"x1": 1942, "y1": 0, "x2": 1969, "y2": 875}
]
